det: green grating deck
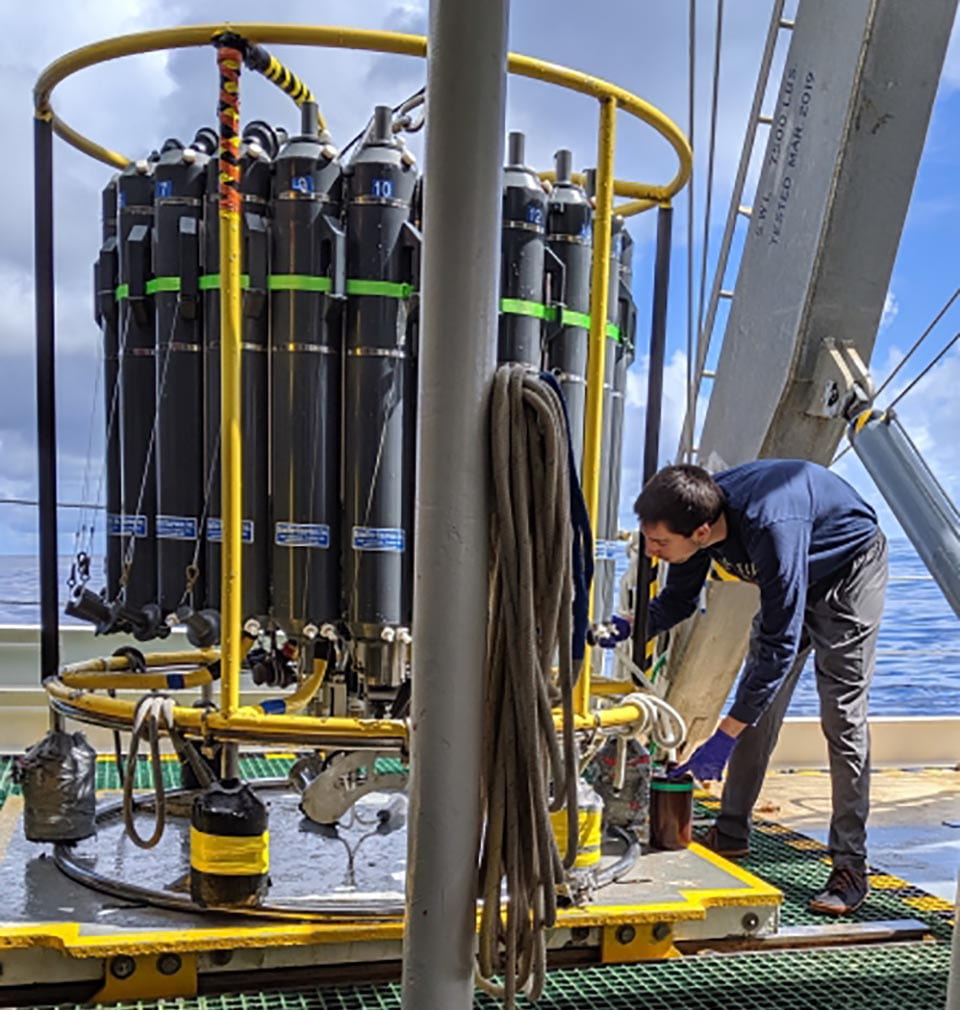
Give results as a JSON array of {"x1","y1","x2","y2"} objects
[
  {"x1": 0, "y1": 756, "x2": 952, "y2": 938},
  {"x1": 31, "y1": 940, "x2": 951, "y2": 1009},
  {"x1": 0, "y1": 753, "x2": 407, "y2": 793},
  {"x1": 0, "y1": 757, "x2": 952, "y2": 1009},
  {"x1": 695, "y1": 797, "x2": 956, "y2": 939},
  {"x1": 0, "y1": 757, "x2": 952, "y2": 938}
]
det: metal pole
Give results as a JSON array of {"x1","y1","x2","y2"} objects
[
  {"x1": 948, "y1": 869, "x2": 960, "y2": 1009},
  {"x1": 576, "y1": 95, "x2": 617, "y2": 716},
  {"x1": 633, "y1": 205, "x2": 672, "y2": 669},
  {"x1": 34, "y1": 112, "x2": 59, "y2": 683},
  {"x1": 216, "y1": 41, "x2": 244, "y2": 721},
  {"x1": 401, "y1": 0, "x2": 507, "y2": 1006}
]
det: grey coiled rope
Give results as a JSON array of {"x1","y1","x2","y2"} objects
[{"x1": 477, "y1": 366, "x2": 579, "y2": 1006}]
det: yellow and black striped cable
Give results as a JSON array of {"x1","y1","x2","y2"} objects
[{"x1": 243, "y1": 41, "x2": 329, "y2": 133}]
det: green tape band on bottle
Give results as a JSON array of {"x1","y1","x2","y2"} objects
[
  {"x1": 561, "y1": 309, "x2": 592, "y2": 329},
  {"x1": 500, "y1": 297, "x2": 551, "y2": 320},
  {"x1": 197, "y1": 274, "x2": 251, "y2": 291},
  {"x1": 651, "y1": 779, "x2": 694, "y2": 792},
  {"x1": 346, "y1": 279, "x2": 414, "y2": 298},
  {"x1": 606, "y1": 322, "x2": 622, "y2": 341},
  {"x1": 144, "y1": 276, "x2": 182, "y2": 294},
  {"x1": 268, "y1": 274, "x2": 332, "y2": 292}
]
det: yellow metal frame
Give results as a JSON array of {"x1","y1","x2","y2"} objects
[
  {"x1": 0, "y1": 797, "x2": 777, "y2": 964},
  {"x1": 35, "y1": 23, "x2": 691, "y2": 735},
  {"x1": 94, "y1": 952, "x2": 198, "y2": 1003}
]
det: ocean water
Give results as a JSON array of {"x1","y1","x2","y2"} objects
[{"x1": 0, "y1": 539, "x2": 957, "y2": 715}]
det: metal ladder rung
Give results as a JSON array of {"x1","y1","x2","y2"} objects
[
  {"x1": 701, "y1": 370, "x2": 716, "y2": 379},
  {"x1": 779, "y1": 18, "x2": 795, "y2": 29},
  {"x1": 719, "y1": 290, "x2": 734, "y2": 300},
  {"x1": 737, "y1": 205, "x2": 752, "y2": 217},
  {"x1": 757, "y1": 114, "x2": 773, "y2": 125}
]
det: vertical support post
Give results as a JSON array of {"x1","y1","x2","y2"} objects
[
  {"x1": 948, "y1": 870, "x2": 960, "y2": 1009},
  {"x1": 216, "y1": 42, "x2": 244, "y2": 724},
  {"x1": 576, "y1": 95, "x2": 617, "y2": 715},
  {"x1": 401, "y1": 0, "x2": 508, "y2": 1006},
  {"x1": 633, "y1": 205, "x2": 672, "y2": 669},
  {"x1": 34, "y1": 112, "x2": 59, "y2": 683}
]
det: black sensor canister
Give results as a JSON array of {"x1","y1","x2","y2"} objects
[{"x1": 190, "y1": 779, "x2": 269, "y2": 907}]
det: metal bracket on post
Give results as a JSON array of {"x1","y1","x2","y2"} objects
[{"x1": 804, "y1": 337, "x2": 874, "y2": 420}]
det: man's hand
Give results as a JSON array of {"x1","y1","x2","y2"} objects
[
  {"x1": 586, "y1": 614, "x2": 632, "y2": 649},
  {"x1": 670, "y1": 727, "x2": 739, "y2": 782}
]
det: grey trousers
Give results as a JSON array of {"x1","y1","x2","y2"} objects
[{"x1": 716, "y1": 530, "x2": 889, "y2": 869}]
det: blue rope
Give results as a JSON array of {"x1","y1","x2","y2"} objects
[{"x1": 539, "y1": 372, "x2": 593, "y2": 663}]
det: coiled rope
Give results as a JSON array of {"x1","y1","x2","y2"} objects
[
  {"x1": 477, "y1": 366, "x2": 580, "y2": 1006},
  {"x1": 122, "y1": 694, "x2": 214, "y2": 849}
]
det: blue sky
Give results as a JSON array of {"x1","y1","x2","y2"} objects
[{"x1": 0, "y1": 0, "x2": 958, "y2": 559}]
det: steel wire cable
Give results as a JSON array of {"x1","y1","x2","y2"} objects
[
  {"x1": 91, "y1": 308, "x2": 131, "y2": 544},
  {"x1": 833, "y1": 329, "x2": 960, "y2": 467},
  {"x1": 874, "y1": 287, "x2": 960, "y2": 401},
  {"x1": 72, "y1": 335, "x2": 104, "y2": 564},
  {"x1": 685, "y1": 0, "x2": 696, "y2": 463},
  {"x1": 120, "y1": 303, "x2": 182, "y2": 588},
  {"x1": 697, "y1": 0, "x2": 724, "y2": 339}
]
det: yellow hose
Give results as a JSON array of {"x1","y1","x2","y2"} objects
[{"x1": 60, "y1": 669, "x2": 214, "y2": 691}]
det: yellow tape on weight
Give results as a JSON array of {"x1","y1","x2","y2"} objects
[{"x1": 190, "y1": 827, "x2": 269, "y2": 876}]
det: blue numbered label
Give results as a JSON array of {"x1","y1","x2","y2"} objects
[
  {"x1": 157, "y1": 515, "x2": 198, "y2": 540},
  {"x1": 275, "y1": 522, "x2": 330, "y2": 548},
  {"x1": 594, "y1": 540, "x2": 618, "y2": 561},
  {"x1": 526, "y1": 203, "x2": 544, "y2": 226},
  {"x1": 371, "y1": 178, "x2": 394, "y2": 199},
  {"x1": 206, "y1": 518, "x2": 254, "y2": 544},
  {"x1": 155, "y1": 180, "x2": 173, "y2": 199},
  {"x1": 291, "y1": 175, "x2": 315, "y2": 194},
  {"x1": 352, "y1": 526, "x2": 405, "y2": 552},
  {"x1": 107, "y1": 514, "x2": 147, "y2": 538}
]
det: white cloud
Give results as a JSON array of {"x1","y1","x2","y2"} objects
[
  {"x1": 616, "y1": 349, "x2": 709, "y2": 527},
  {"x1": 880, "y1": 290, "x2": 898, "y2": 330},
  {"x1": 944, "y1": 9, "x2": 960, "y2": 91},
  {"x1": 835, "y1": 343, "x2": 960, "y2": 539}
]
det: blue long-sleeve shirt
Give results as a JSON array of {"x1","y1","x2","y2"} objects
[{"x1": 647, "y1": 460, "x2": 878, "y2": 725}]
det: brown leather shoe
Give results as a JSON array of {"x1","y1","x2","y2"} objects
[
  {"x1": 809, "y1": 866, "x2": 869, "y2": 915},
  {"x1": 700, "y1": 824, "x2": 750, "y2": 859}
]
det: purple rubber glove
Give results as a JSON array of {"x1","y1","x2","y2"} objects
[
  {"x1": 586, "y1": 614, "x2": 632, "y2": 649},
  {"x1": 671, "y1": 728, "x2": 738, "y2": 781}
]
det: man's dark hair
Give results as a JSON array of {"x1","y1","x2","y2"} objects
[{"x1": 633, "y1": 464, "x2": 724, "y2": 536}]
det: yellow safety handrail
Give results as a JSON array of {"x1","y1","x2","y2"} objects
[
  {"x1": 44, "y1": 671, "x2": 660, "y2": 748},
  {"x1": 33, "y1": 25, "x2": 690, "y2": 201}
]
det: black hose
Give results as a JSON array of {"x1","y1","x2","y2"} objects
[{"x1": 592, "y1": 824, "x2": 643, "y2": 888}]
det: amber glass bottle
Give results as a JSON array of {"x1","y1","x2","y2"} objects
[{"x1": 649, "y1": 772, "x2": 694, "y2": 850}]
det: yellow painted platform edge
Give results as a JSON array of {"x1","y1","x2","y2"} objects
[{"x1": 0, "y1": 798, "x2": 778, "y2": 958}]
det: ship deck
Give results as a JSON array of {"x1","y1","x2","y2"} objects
[{"x1": 0, "y1": 757, "x2": 955, "y2": 1007}]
